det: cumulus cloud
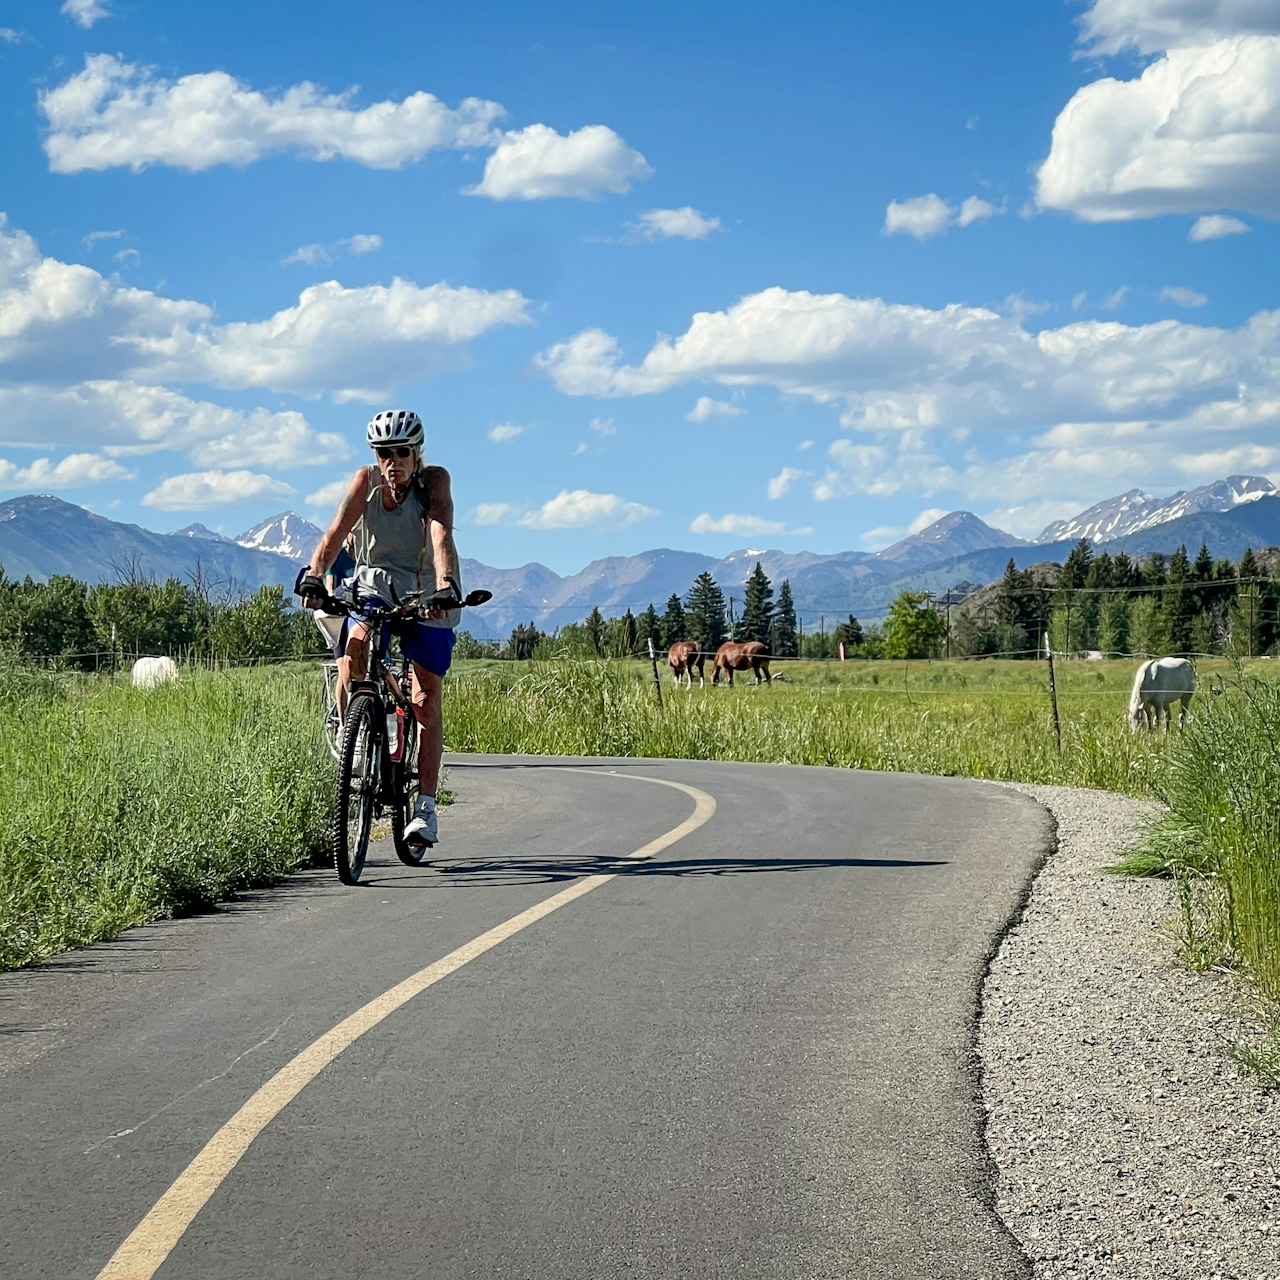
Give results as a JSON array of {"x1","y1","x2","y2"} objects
[
  {"x1": 61, "y1": 0, "x2": 109, "y2": 29},
  {"x1": 470, "y1": 489, "x2": 658, "y2": 529},
  {"x1": 40, "y1": 55, "x2": 505, "y2": 174},
  {"x1": 466, "y1": 123, "x2": 652, "y2": 200},
  {"x1": 766, "y1": 466, "x2": 807, "y2": 499},
  {"x1": 883, "y1": 193, "x2": 998, "y2": 239},
  {"x1": 487, "y1": 423, "x2": 524, "y2": 442},
  {"x1": 1190, "y1": 213, "x2": 1251, "y2": 239},
  {"x1": 1037, "y1": 35, "x2": 1280, "y2": 221},
  {"x1": 1160, "y1": 284, "x2": 1209, "y2": 306},
  {"x1": 589, "y1": 416, "x2": 616, "y2": 436},
  {"x1": 0, "y1": 216, "x2": 529, "y2": 401},
  {"x1": 304, "y1": 478, "x2": 350, "y2": 510},
  {"x1": 629, "y1": 207, "x2": 721, "y2": 241},
  {"x1": 686, "y1": 396, "x2": 741, "y2": 422},
  {"x1": 689, "y1": 512, "x2": 788, "y2": 536},
  {"x1": 1077, "y1": 0, "x2": 1280, "y2": 56},
  {"x1": 0, "y1": 451, "x2": 131, "y2": 490},
  {"x1": 538, "y1": 282, "x2": 1280, "y2": 517},
  {"x1": 143, "y1": 469, "x2": 296, "y2": 511}
]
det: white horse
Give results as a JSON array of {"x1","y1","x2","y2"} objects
[
  {"x1": 1128, "y1": 656, "x2": 1195, "y2": 731},
  {"x1": 131, "y1": 656, "x2": 179, "y2": 689}
]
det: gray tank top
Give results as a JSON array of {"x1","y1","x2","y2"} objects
[{"x1": 353, "y1": 466, "x2": 458, "y2": 629}]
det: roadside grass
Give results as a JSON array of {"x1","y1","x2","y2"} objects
[
  {"x1": 1114, "y1": 665, "x2": 1280, "y2": 1004},
  {"x1": 0, "y1": 663, "x2": 332, "y2": 970}
]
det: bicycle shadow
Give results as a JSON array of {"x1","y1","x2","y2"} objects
[{"x1": 362, "y1": 852, "x2": 946, "y2": 889}]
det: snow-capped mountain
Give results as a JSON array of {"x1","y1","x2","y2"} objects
[
  {"x1": 1036, "y1": 475, "x2": 1278, "y2": 544},
  {"x1": 235, "y1": 512, "x2": 323, "y2": 561}
]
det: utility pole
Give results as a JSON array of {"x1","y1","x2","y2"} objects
[{"x1": 647, "y1": 637, "x2": 664, "y2": 709}]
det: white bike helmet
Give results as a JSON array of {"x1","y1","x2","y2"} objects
[{"x1": 366, "y1": 409, "x2": 424, "y2": 450}]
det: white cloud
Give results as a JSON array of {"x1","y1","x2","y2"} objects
[
  {"x1": 0, "y1": 451, "x2": 131, "y2": 490},
  {"x1": 1102, "y1": 284, "x2": 1130, "y2": 309},
  {"x1": 61, "y1": 0, "x2": 109, "y2": 29},
  {"x1": 798, "y1": 439, "x2": 814, "y2": 450},
  {"x1": 470, "y1": 489, "x2": 658, "y2": 529},
  {"x1": 283, "y1": 232, "x2": 383, "y2": 267},
  {"x1": 883, "y1": 193, "x2": 998, "y2": 239},
  {"x1": 0, "y1": 217, "x2": 528, "y2": 401},
  {"x1": 143, "y1": 469, "x2": 296, "y2": 511},
  {"x1": 466, "y1": 123, "x2": 652, "y2": 200},
  {"x1": 0, "y1": 27, "x2": 22, "y2": 43},
  {"x1": 629, "y1": 207, "x2": 721, "y2": 241},
  {"x1": 1160, "y1": 285, "x2": 1209, "y2": 306},
  {"x1": 1190, "y1": 213, "x2": 1251, "y2": 239},
  {"x1": 0, "y1": 381, "x2": 347, "y2": 470},
  {"x1": 487, "y1": 423, "x2": 524, "y2": 442},
  {"x1": 1037, "y1": 36, "x2": 1280, "y2": 221},
  {"x1": 689, "y1": 512, "x2": 787, "y2": 537},
  {"x1": 571, "y1": 442, "x2": 587, "y2": 456},
  {"x1": 1077, "y1": 0, "x2": 1280, "y2": 56},
  {"x1": 767, "y1": 466, "x2": 807, "y2": 499},
  {"x1": 588, "y1": 416, "x2": 617, "y2": 437},
  {"x1": 907, "y1": 507, "x2": 950, "y2": 535},
  {"x1": 304, "y1": 478, "x2": 350, "y2": 510},
  {"x1": 114, "y1": 248, "x2": 139, "y2": 267},
  {"x1": 1071, "y1": 290, "x2": 1088, "y2": 311},
  {"x1": 83, "y1": 228, "x2": 124, "y2": 248},
  {"x1": 686, "y1": 395, "x2": 741, "y2": 422},
  {"x1": 859, "y1": 525, "x2": 906, "y2": 550},
  {"x1": 40, "y1": 55, "x2": 505, "y2": 174}
]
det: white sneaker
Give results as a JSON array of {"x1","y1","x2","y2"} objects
[{"x1": 404, "y1": 794, "x2": 437, "y2": 846}]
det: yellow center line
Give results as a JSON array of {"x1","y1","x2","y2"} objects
[{"x1": 94, "y1": 771, "x2": 716, "y2": 1280}]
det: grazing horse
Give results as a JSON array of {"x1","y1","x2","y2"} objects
[
  {"x1": 712, "y1": 640, "x2": 772, "y2": 686},
  {"x1": 1128, "y1": 656, "x2": 1195, "y2": 731},
  {"x1": 667, "y1": 640, "x2": 705, "y2": 687},
  {"x1": 131, "y1": 656, "x2": 179, "y2": 689}
]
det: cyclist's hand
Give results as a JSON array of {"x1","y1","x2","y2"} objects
[
  {"x1": 296, "y1": 571, "x2": 328, "y2": 608},
  {"x1": 423, "y1": 576, "x2": 462, "y2": 617}
]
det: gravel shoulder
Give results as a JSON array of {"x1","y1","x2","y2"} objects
[{"x1": 980, "y1": 783, "x2": 1280, "y2": 1280}]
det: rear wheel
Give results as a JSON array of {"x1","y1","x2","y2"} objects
[
  {"x1": 392, "y1": 712, "x2": 428, "y2": 866},
  {"x1": 334, "y1": 691, "x2": 379, "y2": 885}
]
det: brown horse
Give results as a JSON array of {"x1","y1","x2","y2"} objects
[
  {"x1": 667, "y1": 640, "x2": 705, "y2": 687},
  {"x1": 712, "y1": 640, "x2": 772, "y2": 686}
]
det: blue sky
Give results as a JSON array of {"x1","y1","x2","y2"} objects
[{"x1": 1, "y1": 0, "x2": 1278, "y2": 572}]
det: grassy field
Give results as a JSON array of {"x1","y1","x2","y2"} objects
[
  {"x1": 0, "y1": 663, "x2": 332, "y2": 969},
  {"x1": 444, "y1": 655, "x2": 1264, "y2": 795}
]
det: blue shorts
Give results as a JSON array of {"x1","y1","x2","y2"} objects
[{"x1": 342, "y1": 601, "x2": 455, "y2": 678}]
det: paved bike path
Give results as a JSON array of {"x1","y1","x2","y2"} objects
[{"x1": 0, "y1": 757, "x2": 1050, "y2": 1279}]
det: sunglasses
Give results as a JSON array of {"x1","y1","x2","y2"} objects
[{"x1": 374, "y1": 446, "x2": 414, "y2": 461}]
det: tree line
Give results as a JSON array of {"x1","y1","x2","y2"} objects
[
  {"x1": 955, "y1": 540, "x2": 1280, "y2": 659},
  {"x1": 0, "y1": 563, "x2": 320, "y2": 667}
]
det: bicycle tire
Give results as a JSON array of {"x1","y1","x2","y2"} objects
[
  {"x1": 392, "y1": 712, "x2": 429, "y2": 866},
  {"x1": 334, "y1": 690, "x2": 379, "y2": 885}
]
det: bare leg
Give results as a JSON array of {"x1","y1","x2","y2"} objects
[
  {"x1": 411, "y1": 664, "x2": 444, "y2": 798},
  {"x1": 339, "y1": 623, "x2": 371, "y2": 720}
]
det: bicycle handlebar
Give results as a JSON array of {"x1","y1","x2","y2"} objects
[{"x1": 294, "y1": 568, "x2": 492, "y2": 619}]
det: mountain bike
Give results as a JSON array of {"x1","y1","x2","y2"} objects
[{"x1": 298, "y1": 573, "x2": 492, "y2": 885}]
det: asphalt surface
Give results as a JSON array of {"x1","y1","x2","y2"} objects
[{"x1": 0, "y1": 756, "x2": 1052, "y2": 1279}]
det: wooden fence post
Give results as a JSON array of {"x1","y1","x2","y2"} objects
[
  {"x1": 1046, "y1": 640, "x2": 1062, "y2": 757},
  {"x1": 648, "y1": 637, "x2": 664, "y2": 710}
]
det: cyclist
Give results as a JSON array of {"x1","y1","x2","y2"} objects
[{"x1": 297, "y1": 410, "x2": 460, "y2": 848}]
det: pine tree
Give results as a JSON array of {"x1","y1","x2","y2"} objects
[
  {"x1": 737, "y1": 562, "x2": 774, "y2": 645},
  {"x1": 833, "y1": 614, "x2": 863, "y2": 650},
  {"x1": 771, "y1": 579, "x2": 798, "y2": 657},
  {"x1": 659, "y1": 593, "x2": 686, "y2": 647},
  {"x1": 1192, "y1": 542, "x2": 1214, "y2": 581},
  {"x1": 620, "y1": 608, "x2": 638, "y2": 654},
  {"x1": 585, "y1": 605, "x2": 605, "y2": 655},
  {"x1": 636, "y1": 602, "x2": 660, "y2": 651},
  {"x1": 1060, "y1": 539, "x2": 1094, "y2": 591},
  {"x1": 1239, "y1": 547, "x2": 1261, "y2": 581},
  {"x1": 1163, "y1": 545, "x2": 1194, "y2": 654},
  {"x1": 685, "y1": 572, "x2": 727, "y2": 651}
]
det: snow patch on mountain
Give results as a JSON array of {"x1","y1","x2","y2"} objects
[{"x1": 236, "y1": 512, "x2": 323, "y2": 561}]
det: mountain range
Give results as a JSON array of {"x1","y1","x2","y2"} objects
[{"x1": 3, "y1": 474, "x2": 1280, "y2": 636}]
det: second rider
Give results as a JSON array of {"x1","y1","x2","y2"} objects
[{"x1": 298, "y1": 409, "x2": 459, "y2": 848}]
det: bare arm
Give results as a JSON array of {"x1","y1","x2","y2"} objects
[
  {"x1": 427, "y1": 466, "x2": 459, "y2": 590},
  {"x1": 307, "y1": 468, "x2": 367, "y2": 579}
]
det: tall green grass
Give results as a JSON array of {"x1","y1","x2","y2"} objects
[
  {"x1": 1118, "y1": 667, "x2": 1280, "y2": 1000},
  {"x1": 443, "y1": 658, "x2": 1168, "y2": 794},
  {"x1": 0, "y1": 664, "x2": 332, "y2": 969}
]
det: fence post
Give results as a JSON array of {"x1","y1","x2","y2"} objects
[
  {"x1": 1046, "y1": 641, "x2": 1062, "y2": 757},
  {"x1": 648, "y1": 637, "x2": 664, "y2": 710}
]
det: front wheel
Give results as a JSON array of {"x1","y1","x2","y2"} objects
[
  {"x1": 392, "y1": 711, "x2": 428, "y2": 866},
  {"x1": 334, "y1": 691, "x2": 379, "y2": 884}
]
